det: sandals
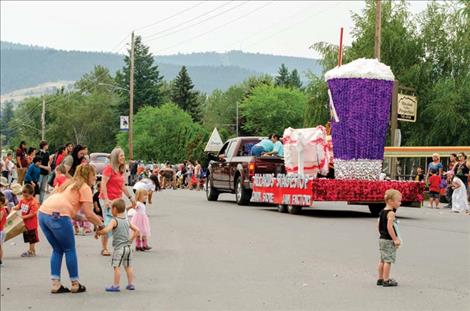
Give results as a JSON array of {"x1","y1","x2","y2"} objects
[
  {"x1": 71, "y1": 283, "x2": 86, "y2": 293},
  {"x1": 21, "y1": 251, "x2": 36, "y2": 257},
  {"x1": 383, "y1": 279, "x2": 398, "y2": 287},
  {"x1": 105, "y1": 285, "x2": 120, "y2": 292},
  {"x1": 126, "y1": 284, "x2": 135, "y2": 290},
  {"x1": 101, "y1": 249, "x2": 111, "y2": 256},
  {"x1": 51, "y1": 285, "x2": 70, "y2": 294}
]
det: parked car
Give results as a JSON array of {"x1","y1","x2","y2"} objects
[{"x1": 89, "y1": 152, "x2": 110, "y2": 180}]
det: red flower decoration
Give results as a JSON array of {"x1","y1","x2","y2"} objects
[{"x1": 311, "y1": 179, "x2": 425, "y2": 203}]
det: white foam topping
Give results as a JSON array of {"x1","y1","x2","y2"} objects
[{"x1": 325, "y1": 58, "x2": 395, "y2": 81}]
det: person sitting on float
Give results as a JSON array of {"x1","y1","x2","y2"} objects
[
  {"x1": 250, "y1": 135, "x2": 274, "y2": 157},
  {"x1": 263, "y1": 134, "x2": 284, "y2": 157}
]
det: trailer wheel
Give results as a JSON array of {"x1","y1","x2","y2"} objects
[
  {"x1": 278, "y1": 204, "x2": 288, "y2": 213},
  {"x1": 206, "y1": 177, "x2": 219, "y2": 201},
  {"x1": 288, "y1": 205, "x2": 302, "y2": 215},
  {"x1": 235, "y1": 177, "x2": 252, "y2": 206},
  {"x1": 368, "y1": 203, "x2": 386, "y2": 216}
]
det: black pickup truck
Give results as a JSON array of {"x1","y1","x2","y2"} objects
[{"x1": 206, "y1": 137, "x2": 285, "y2": 205}]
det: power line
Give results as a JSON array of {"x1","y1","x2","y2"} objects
[
  {"x1": 243, "y1": 6, "x2": 332, "y2": 49},
  {"x1": 144, "y1": 1, "x2": 249, "y2": 43},
  {"x1": 239, "y1": 5, "x2": 311, "y2": 49},
  {"x1": 155, "y1": 1, "x2": 274, "y2": 54},
  {"x1": 109, "y1": 32, "x2": 132, "y2": 54},
  {"x1": 142, "y1": 1, "x2": 234, "y2": 41},
  {"x1": 136, "y1": 2, "x2": 205, "y2": 33}
]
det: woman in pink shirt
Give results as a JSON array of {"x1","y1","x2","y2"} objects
[
  {"x1": 39, "y1": 164, "x2": 104, "y2": 294},
  {"x1": 99, "y1": 147, "x2": 133, "y2": 256}
]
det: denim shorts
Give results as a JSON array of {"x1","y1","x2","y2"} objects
[
  {"x1": 429, "y1": 191, "x2": 440, "y2": 199},
  {"x1": 99, "y1": 199, "x2": 113, "y2": 238}
]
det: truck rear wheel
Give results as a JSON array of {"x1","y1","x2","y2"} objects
[
  {"x1": 206, "y1": 177, "x2": 219, "y2": 201},
  {"x1": 368, "y1": 203, "x2": 386, "y2": 216},
  {"x1": 288, "y1": 205, "x2": 302, "y2": 214},
  {"x1": 235, "y1": 177, "x2": 252, "y2": 206},
  {"x1": 278, "y1": 204, "x2": 288, "y2": 213}
]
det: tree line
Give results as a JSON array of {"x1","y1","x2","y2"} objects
[{"x1": 1, "y1": 0, "x2": 468, "y2": 163}]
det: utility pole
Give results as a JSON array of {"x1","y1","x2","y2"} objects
[
  {"x1": 129, "y1": 31, "x2": 135, "y2": 161},
  {"x1": 390, "y1": 81, "x2": 399, "y2": 179},
  {"x1": 374, "y1": 0, "x2": 381, "y2": 60},
  {"x1": 41, "y1": 98, "x2": 45, "y2": 140},
  {"x1": 236, "y1": 102, "x2": 239, "y2": 137}
]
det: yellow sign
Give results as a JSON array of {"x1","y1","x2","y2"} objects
[{"x1": 397, "y1": 94, "x2": 417, "y2": 122}]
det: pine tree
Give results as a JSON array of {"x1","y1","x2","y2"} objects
[
  {"x1": 0, "y1": 101, "x2": 15, "y2": 146},
  {"x1": 289, "y1": 69, "x2": 303, "y2": 89},
  {"x1": 171, "y1": 66, "x2": 201, "y2": 122},
  {"x1": 275, "y1": 64, "x2": 290, "y2": 87},
  {"x1": 115, "y1": 35, "x2": 164, "y2": 115}
]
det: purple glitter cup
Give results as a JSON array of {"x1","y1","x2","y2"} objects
[{"x1": 325, "y1": 59, "x2": 395, "y2": 180}]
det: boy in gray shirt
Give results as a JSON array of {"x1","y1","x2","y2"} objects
[{"x1": 97, "y1": 199, "x2": 139, "y2": 292}]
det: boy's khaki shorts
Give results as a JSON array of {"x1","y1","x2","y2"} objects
[
  {"x1": 379, "y1": 239, "x2": 397, "y2": 263},
  {"x1": 112, "y1": 245, "x2": 132, "y2": 268}
]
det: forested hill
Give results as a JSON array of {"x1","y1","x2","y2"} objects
[{"x1": 0, "y1": 41, "x2": 321, "y2": 95}]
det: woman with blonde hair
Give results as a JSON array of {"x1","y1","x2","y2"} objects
[
  {"x1": 99, "y1": 147, "x2": 134, "y2": 256},
  {"x1": 426, "y1": 153, "x2": 443, "y2": 182},
  {"x1": 39, "y1": 164, "x2": 104, "y2": 293}
]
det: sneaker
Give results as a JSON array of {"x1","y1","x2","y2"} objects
[
  {"x1": 105, "y1": 285, "x2": 120, "y2": 292},
  {"x1": 383, "y1": 279, "x2": 398, "y2": 287},
  {"x1": 126, "y1": 284, "x2": 135, "y2": 290},
  {"x1": 143, "y1": 246, "x2": 152, "y2": 251},
  {"x1": 376, "y1": 279, "x2": 384, "y2": 286}
]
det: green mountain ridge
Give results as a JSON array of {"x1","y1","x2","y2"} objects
[{"x1": 1, "y1": 41, "x2": 321, "y2": 96}]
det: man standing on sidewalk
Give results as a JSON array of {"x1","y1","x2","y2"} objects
[
  {"x1": 15, "y1": 141, "x2": 28, "y2": 184},
  {"x1": 37, "y1": 140, "x2": 51, "y2": 204}
]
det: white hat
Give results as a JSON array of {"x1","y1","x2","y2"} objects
[
  {"x1": 10, "y1": 183, "x2": 23, "y2": 195},
  {"x1": 0, "y1": 176, "x2": 8, "y2": 187}
]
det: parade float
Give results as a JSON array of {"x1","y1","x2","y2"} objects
[{"x1": 251, "y1": 58, "x2": 425, "y2": 215}]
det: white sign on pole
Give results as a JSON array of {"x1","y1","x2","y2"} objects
[
  {"x1": 204, "y1": 128, "x2": 224, "y2": 152},
  {"x1": 397, "y1": 94, "x2": 417, "y2": 122},
  {"x1": 120, "y1": 116, "x2": 129, "y2": 131}
]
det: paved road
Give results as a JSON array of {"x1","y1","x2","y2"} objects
[{"x1": 1, "y1": 190, "x2": 469, "y2": 311}]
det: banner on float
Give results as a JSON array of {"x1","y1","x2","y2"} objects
[{"x1": 251, "y1": 174, "x2": 314, "y2": 206}]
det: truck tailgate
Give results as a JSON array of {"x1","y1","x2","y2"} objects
[{"x1": 254, "y1": 157, "x2": 285, "y2": 175}]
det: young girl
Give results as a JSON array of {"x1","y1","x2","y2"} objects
[
  {"x1": 53, "y1": 164, "x2": 68, "y2": 189},
  {"x1": 130, "y1": 189, "x2": 152, "y2": 251},
  {"x1": 451, "y1": 173, "x2": 469, "y2": 213},
  {"x1": 14, "y1": 184, "x2": 39, "y2": 257}
]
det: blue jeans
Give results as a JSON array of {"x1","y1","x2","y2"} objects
[
  {"x1": 38, "y1": 174, "x2": 49, "y2": 204},
  {"x1": 38, "y1": 211, "x2": 79, "y2": 281}
]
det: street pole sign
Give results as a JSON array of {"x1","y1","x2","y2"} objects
[
  {"x1": 205, "y1": 128, "x2": 224, "y2": 152},
  {"x1": 397, "y1": 94, "x2": 417, "y2": 122},
  {"x1": 120, "y1": 116, "x2": 129, "y2": 131}
]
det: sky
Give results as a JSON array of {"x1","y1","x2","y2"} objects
[{"x1": 1, "y1": 1, "x2": 430, "y2": 59}]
